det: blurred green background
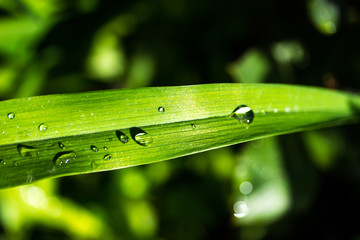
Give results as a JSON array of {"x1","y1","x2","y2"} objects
[{"x1": 1, "y1": 0, "x2": 360, "y2": 239}]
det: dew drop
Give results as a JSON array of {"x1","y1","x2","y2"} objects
[
  {"x1": 38, "y1": 123, "x2": 48, "y2": 132},
  {"x1": 90, "y1": 145, "x2": 99, "y2": 152},
  {"x1": 233, "y1": 201, "x2": 249, "y2": 218},
  {"x1": 191, "y1": 124, "x2": 196, "y2": 129},
  {"x1": 13, "y1": 161, "x2": 19, "y2": 167},
  {"x1": 158, "y1": 106, "x2": 165, "y2": 113},
  {"x1": 103, "y1": 154, "x2": 112, "y2": 160},
  {"x1": 103, "y1": 146, "x2": 108, "y2": 151},
  {"x1": 53, "y1": 151, "x2": 76, "y2": 166},
  {"x1": 7, "y1": 112, "x2": 15, "y2": 119},
  {"x1": 230, "y1": 105, "x2": 254, "y2": 127},
  {"x1": 0, "y1": 159, "x2": 5, "y2": 165},
  {"x1": 116, "y1": 130, "x2": 129, "y2": 144},
  {"x1": 17, "y1": 144, "x2": 39, "y2": 157},
  {"x1": 58, "y1": 142, "x2": 65, "y2": 149},
  {"x1": 130, "y1": 127, "x2": 153, "y2": 146},
  {"x1": 109, "y1": 138, "x2": 113, "y2": 142}
]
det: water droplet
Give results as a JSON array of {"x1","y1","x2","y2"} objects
[
  {"x1": 116, "y1": 130, "x2": 129, "y2": 144},
  {"x1": 0, "y1": 159, "x2": 5, "y2": 165},
  {"x1": 103, "y1": 146, "x2": 108, "y2": 151},
  {"x1": 109, "y1": 138, "x2": 113, "y2": 142},
  {"x1": 239, "y1": 181, "x2": 253, "y2": 195},
  {"x1": 17, "y1": 144, "x2": 39, "y2": 157},
  {"x1": 191, "y1": 124, "x2": 196, "y2": 129},
  {"x1": 90, "y1": 145, "x2": 99, "y2": 152},
  {"x1": 13, "y1": 161, "x2": 19, "y2": 167},
  {"x1": 130, "y1": 127, "x2": 153, "y2": 146},
  {"x1": 7, "y1": 112, "x2": 15, "y2": 119},
  {"x1": 260, "y1": 110, "x2": 266, "y2": 115},
  {"x1": 233, "y1": 201, "x2": 249, "y2": 218},
  {"x1": 38, "y1": 123, "x2": 48, "y2": 132},
  {"x1": 158, "y1": 106, "x2": 165, "y2": 113},
  {"x1": 103, "y1": 154, "x2": 112, "y2": 160},
  {"x1": 58, "y1": 142, "x2": 65, "y2": 149},
  {"x1": 53, "y1": 151, "x2": 76, "y2": 166},
  {"x1": 230, "y1": 105, "x2": 254, "y2": 127}
]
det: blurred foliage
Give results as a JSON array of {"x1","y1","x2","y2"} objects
[{"x1": 1, "y1": 0, "x2": 360, "y2": 239}]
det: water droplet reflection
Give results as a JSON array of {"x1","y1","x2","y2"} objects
[
  {"x1": 130, "y1": 127, "x2": 153, "y2": 146},
  {"x1": 38, "y1": 123, "x2": 48, "y2": 132},
  {"x1": 58, "y1": 142, "x2": 65, "y2": 149},
  {"x1": 116, "y1": 130, "x2": 129, "y2": 144},
  {"x1": 53, "y1": 151, "x2": 76, "y2": 166},
  {"x1": 230, "y1": 105, "x2": 254, "y2": 127},
  {"x1": 233, "y1": 201, "x2": 249, "y2": 218},
  {"x1": 158, "y1": 106, "x2": 165, "y2": 113},
  {"x1": 90, "y1": 145, "x2": 99, "y2": 152},
  {"x1": 240, "y1": 181, "x2": 253, "y2": 195},
  {"x1": 17, "y1": 144, "x2": 39, "y2": 158},
  {"x1": 7, "y1": 113, "x2": 15, "y2": 119}
]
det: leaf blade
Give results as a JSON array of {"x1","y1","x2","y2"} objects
[{"x1": 0, "y1": 83, "x2": 359, "y2": 188}]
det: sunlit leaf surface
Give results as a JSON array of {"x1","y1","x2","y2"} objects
[{"x1": 0, "y1": 83, "x2": 359, "y2": 189}]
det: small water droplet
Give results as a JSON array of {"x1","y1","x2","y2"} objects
[
  {"x1": 13, "y1": 161, "x2": 19, "y2": 167},
  {"x1": 239, "y1": 181, "x2": 253, "y2": 195},
  {"x1": 116, "y1": 130, "x2": 129, "y2": 144},
  {"x1": 2, "y1": 131, "x2": 5, "y2": 134},
  {"x1": 191, "y1": 124, "x2": 196, "y2": 129},
  {"x1": 90, "y1": 145, "x2": 99, "y2": 152},
  {"x1": 260, "y1": 110, "x2": 266, "y2": 115},
  {"x1": 38, "y1": 123, "x2": 48, "y2": 132},
  {"x1": 130, "y1": 127, "x2": 153, "y2": 146},
  {"x1": 103, "y1": 154, "x2": 112, "y2": 160},
  {"x1": 53, "y1": 151, "x2": 76, "y2": 166},
  {"x1": 0, "y1": 159, "x2": 5, "y2": 165},
  {"x1": 109, "y1": 138, "x2": 112, "y2": 142},
  {"x1": 58, "y1": 142, "x2": 65, "y2": 149},
  {"x1": 230, "y1": 105, "x2": 254, "y2": 127},
  {"x1": 7, "y1": 112, "x2": 15, "y2": 119},
  {"x1": 17, "y1": 144, "x2": 39, "y2": 157},
  {"x1": 104, "y1": 146, "x2": 108, "y2": 151},
  {"x1": 233, "y1": 201, "x2": 249, "y2": 218},
  {"x1": 158, "y1": 106, "x2": 165, "y2": 113}
]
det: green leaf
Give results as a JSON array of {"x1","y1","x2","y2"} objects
[{"x1": 0, "y1": 83, "x2": 359, "y2": 188}]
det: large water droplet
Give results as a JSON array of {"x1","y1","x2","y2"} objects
[
  {"x1": 233, "y1": 201, "x2": 249, "y2": 218},
  {"x1": 58, "y1": 142, "x2": 65, "y2": 149},
  {"x1": 116, "y1": 130, "x2": 129, "y2": 144},
  {"x1": 230, "y1": 105, "x2": 254, "y2": 127},
  {"x1": 7, "y1": 112, "x2": 15, "y2": 119},
  {"x1": 130, "y1": 127, "x2": 153, "y2": 146},
  {"x1": 103, "y1": 154, "x2": 112, "y2": 160},
  {"x1": 158, "y1": 106, "x2": 165, "y2": 113},
  {"x1": 90, "y1": 145, "x2": 99, "y2": 152},
  {"x1": 17, "y1": 144, "x2": 39, "y2": 157},
  {"x1": 38, "y1": 123, "x2": 48, "y2": 132},
  {"x1": 53, "y1": 151, "x2": 76, "y2": 166}
]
